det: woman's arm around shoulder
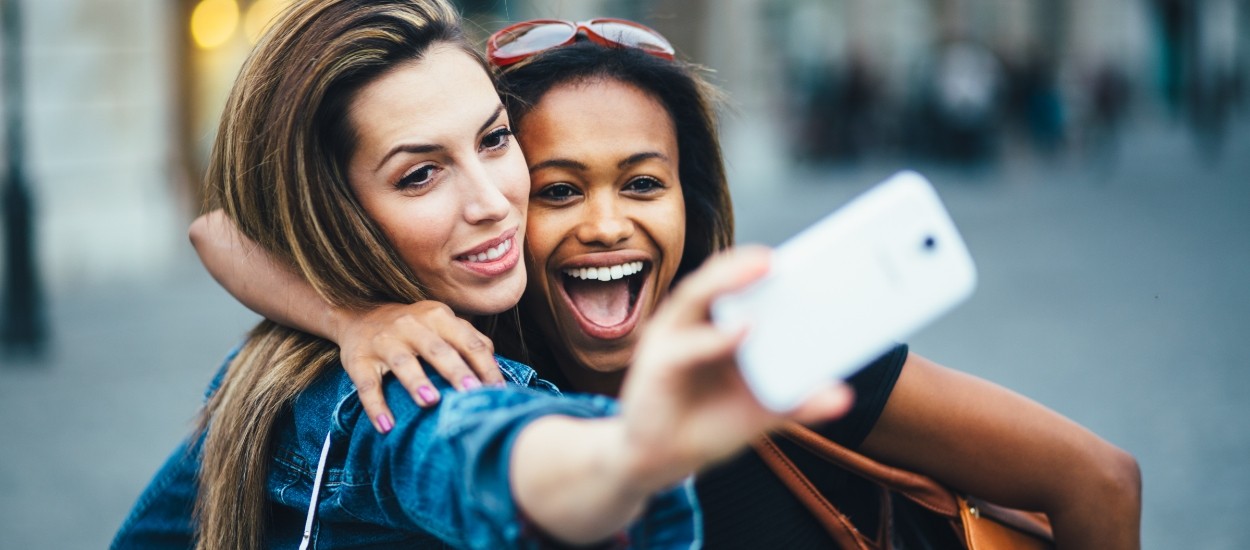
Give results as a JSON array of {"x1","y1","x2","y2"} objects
[
  {"x1": 859, "y1": 353, "x2": 1142, "y2": 549},
  {"x1": 189, "y1": 210, "x2": 503, "y2": 431}
]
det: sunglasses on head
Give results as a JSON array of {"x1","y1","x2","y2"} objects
[{"x1": 487, "y1": 18, "x2": 676, "y2": 67}]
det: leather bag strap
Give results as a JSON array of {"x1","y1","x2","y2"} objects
[
  {"x1": 777, "y1": 423, "x2": 961, "y2": 516},
  {"x1": 752, "y1": 436, "x2": 876, "y2": 550},
  {"x1": 759, "y1": 423, "x2": 1054, "y2": 548}
]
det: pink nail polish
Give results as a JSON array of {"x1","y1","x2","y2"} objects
[
  {"x1": 377, "y1": 414, "x2": 394, "y2": 433},
  {"x1": 461, "y1": 376, "x2": 482, "y2": 390},
  {"x1": 417, "y1": 385, "x2": 439, "y2": 405}
]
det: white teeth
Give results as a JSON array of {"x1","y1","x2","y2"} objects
[
  {"x1": 461, "y1": 239, "x2": 510, "y2": 263},
  {"x1": 563, "y1": 261, "x2": 645, "y2": 281}
]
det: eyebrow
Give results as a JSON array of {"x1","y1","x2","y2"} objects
[
  {"x1": 373, "y1": 104, "x2": 506, "y2": 172},
  {"x1": 529, "y1": 151, "x2": 670, "y2": 174},
  {"x1": 617, "y1": 151, "x2": 669, "y2": 169},
  {"x1": 528, "y1": 158, "x2": 588, "y2": 173}
]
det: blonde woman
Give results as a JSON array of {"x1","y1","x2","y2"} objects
[{"x1": 112, "y1": 1, "x2": 851, "y2": 548}]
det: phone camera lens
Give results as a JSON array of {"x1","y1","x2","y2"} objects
[{"x1": 923, "y1": 235, "x2": 937, "y2": 251}]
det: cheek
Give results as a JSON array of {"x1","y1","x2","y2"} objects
[
  {"x1": 663, "y1": 191, "x2": 687, "y2": 247},
  {"x1": 501, "y1": 151, "x2": 531, "y2": 215},
  {"x1": 370, "y1": 201, "x2": 448, "y2": 277},
  {"x1": 657, "y1": 194, "x2": 687, "y2": 289},
  {"x1": 523, "y1": 211, "x2": 560, "y2": 268},
  {"x1": 392, "y1": 226, "x2": 443, "y2": 274}
]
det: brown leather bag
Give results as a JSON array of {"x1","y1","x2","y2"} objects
[{"x1": 754, "y1": 424, "x2": 1054, "y2": 550}]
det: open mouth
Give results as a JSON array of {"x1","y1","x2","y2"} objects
[{"x1": 560, "y1": 261, "x2": 649, "y2": 333}]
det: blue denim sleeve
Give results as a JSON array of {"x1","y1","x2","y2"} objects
[
  {"x1": 110, "y1": 433, "x2": 202, "y2": 549},
  {"x1": 111, "y1": 348, "x2": 239, "y2": 550},
  {"x1": 332, "y1": 377, "x2": 700, "y2": 549}
]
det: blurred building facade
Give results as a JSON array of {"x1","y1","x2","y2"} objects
[
  {"x1": 0, "y1": 0, "x2": 1246, "y2": 290},
  {"x1": 1, "y1": 0, "x2": 182, "y2": 291}
]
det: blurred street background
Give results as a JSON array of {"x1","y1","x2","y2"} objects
[{"x1": 1, "y1": 0, "x2": 1247, "y2": 548}]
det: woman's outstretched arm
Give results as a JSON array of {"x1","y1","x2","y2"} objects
[
  {"x1": 859, "y1": 354, "x2": 1142, "y2": 549},
  {"x1": 344, "y1": 247, "x2": 851, "y2": 547},
  {"x1": 510, "y1": 247, "x2": 854, "y2": 545},
  {"x1": 189, "y1": 210, "x2": 504, "y2": 431}
]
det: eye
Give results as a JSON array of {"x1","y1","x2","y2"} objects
[
  {"x1": 396, "y1": 164, "x2": 439, "y2": 191},
  {"x1": 536, "y1": 182, "x2": 581, "y2": 202},
  {"x1": 480, "y1": 127, "x2": 513, "y2": 152},
  {"x1": 624, "y1": 176, "x2": 665, "y2": 193}
]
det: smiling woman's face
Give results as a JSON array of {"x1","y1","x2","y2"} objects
[
  {"x1": 518, "y1": 78, "x2": 686, "y2": 391},
  {"x1": 346, "y1": 45, "x2": 530, "y2": 317}
]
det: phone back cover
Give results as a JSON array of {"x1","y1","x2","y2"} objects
[{"x1": 713, "y1": 171, "x2": 977, "y2": 411}]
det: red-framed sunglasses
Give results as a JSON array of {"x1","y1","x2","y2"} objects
[{"x1": 487, "y1": 18, "x2": 675, "y2": 67}]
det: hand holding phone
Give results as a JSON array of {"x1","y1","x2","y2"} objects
[{"x1": 712, "y1": 171, "x2": 977, "y2": 411}]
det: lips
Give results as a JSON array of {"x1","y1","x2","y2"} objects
[
  {"x1": 454, "y1": 228, "x2": 520, "y2": 278},
  {"x1": 556, "y1": 255, "x2": 651, "y2": 341}
]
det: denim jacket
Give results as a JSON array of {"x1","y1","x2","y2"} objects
[{"x1": 113, "y1": 352, "x2": 701, "y2": 549}]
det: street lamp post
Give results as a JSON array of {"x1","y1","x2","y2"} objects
[{"x1": 1, "y1": 0, "x2": 47, "y2": 356}]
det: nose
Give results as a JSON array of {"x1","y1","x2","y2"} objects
[
  {"x1": 462, "y1": 160, "x2": 512, "y2": 224},
  {"x1": 575, "y1": 192, "x2": 634, "y2": 247}
]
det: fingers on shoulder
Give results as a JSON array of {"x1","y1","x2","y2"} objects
[{"x1": 344, "y1": 362, "x2": 396, "y2": 433}]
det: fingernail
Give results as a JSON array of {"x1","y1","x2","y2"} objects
[
  {"x1": 417, "y1": 385, "x2": 439, "y2": 405},
  {"x1": 492, "y1": 381, "x2": 508, "y2": 388},
  {"x1": 461, "y1": 376, "x2": 482, "y2": 390},
  {"x1": 377, "y1": 414, "x2": 394, "y2": 434}
]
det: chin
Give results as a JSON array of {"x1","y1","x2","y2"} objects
[
  {"x1": 551, "y1": 294, "x2": 643, "y2": 374},
  {"x1": 460, "y1": 276, "x2": 527, "y2": 316},
  {"x1": 569, "y1": 338, "x2": 635, "y2": 375}
]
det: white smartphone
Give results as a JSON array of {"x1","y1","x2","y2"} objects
[{"x1": 712, "y1": 171, "x2": 977, "y2": 412}]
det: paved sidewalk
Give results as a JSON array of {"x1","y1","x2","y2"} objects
[{"x1": 0, "y1": 252, "x2": 259, "y2": 548}]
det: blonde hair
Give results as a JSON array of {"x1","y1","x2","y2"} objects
[{"x1": 195, "y1": 1, "x2": 478, "y2": 548}]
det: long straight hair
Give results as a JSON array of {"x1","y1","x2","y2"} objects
[{"x1": 195, "y1": 1, "x2": 480, "y2": 548}]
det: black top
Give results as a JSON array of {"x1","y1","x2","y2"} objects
[{"x1": 696, "y1": 344, "x2": 908, "y2": 549}]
